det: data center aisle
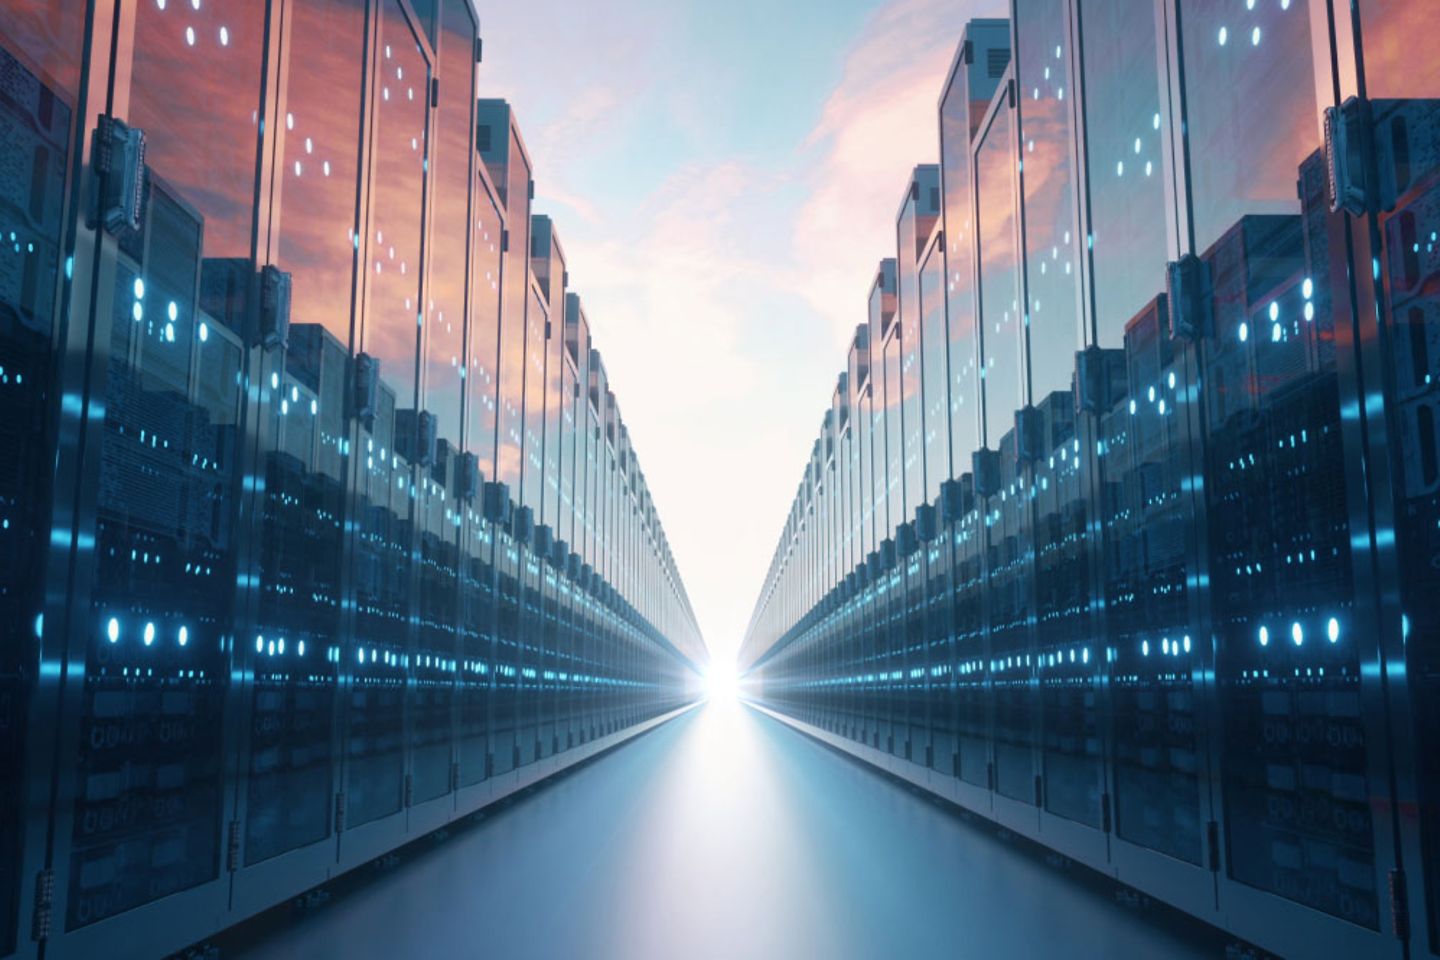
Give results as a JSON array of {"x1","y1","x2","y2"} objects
[{"x1": 233, "y1": 701, "x2": 1218, "y2": 960}]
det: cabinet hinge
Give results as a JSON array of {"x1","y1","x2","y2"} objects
[
  {"x1": 227, "y1": 819, "x2": 242, "y2": 872},
  {"x1": 1389, "y1": 868, "x2": 1410, "y2": 940},
  {"x1": 31, "y1": 868, "x2": 54, "y2": 942}
]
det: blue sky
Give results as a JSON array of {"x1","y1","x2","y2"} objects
[{"x1": 479, "y1": 0, "x2": 1002, "y2": 665}]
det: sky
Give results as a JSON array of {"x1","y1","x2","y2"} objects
[{"x1": 478, "y1": 0, "x2": 1002, "y2": 668}]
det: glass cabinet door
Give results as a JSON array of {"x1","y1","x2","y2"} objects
[
  {"x1": 347, "y1": 0, "x2": 428, "y2": 831},
  {"x1": 1179, "y1": 0, "x2": 1380, "y2": 933},
  {"x1": 68, "y1": 0, "x2": 266, "y2": 929},
  {"x1": 0, "y1": 1, "x2": 91, "y2": 950}
]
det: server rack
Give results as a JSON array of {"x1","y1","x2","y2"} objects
[
  {"x1": 741, "y1": 5, "x2": 1440, "y2": 959},
  {"x1": 0, "y1": 2, "x2": 703, "y2": 957}
]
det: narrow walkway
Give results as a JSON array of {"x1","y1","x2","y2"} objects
[{"x1": 233, "y1": 701, "x2": 1220, "y2": 959}]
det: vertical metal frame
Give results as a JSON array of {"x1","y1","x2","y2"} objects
[{"x1": 11, "y1": 1, "x2": 118, "y2": 956}]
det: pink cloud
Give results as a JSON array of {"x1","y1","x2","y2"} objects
[{"x1": 790, "y1": 0, "x2": 1006, "y2": 349}]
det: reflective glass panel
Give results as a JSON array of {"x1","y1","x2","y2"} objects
[
  {"x1": 1016, "y1": 0, "x2": 1080, "y2": 396},
  {"x1": 0, "y1": 0, "x2": 86, "y2": 946},
  {"x1": 1179, "y1": 0, "x2": 1317, "y2": 254},
  {"x1": 1077, "y1": 0, "x2": 1167, "y2": 346},
  {"x1": 73, "y1": 0, "x2": 265, "y2": 925},
  {"x1": 977, "y1": 104, "x2": 1022, "y2": 444}
]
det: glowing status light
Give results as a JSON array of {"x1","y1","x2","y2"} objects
[
  {"x1": 1269, "y1": 301, "x2": 1279, "y2": 321},
  {"x1": 1328, "y1": 617, "x2": 1340, "y2": 643},
  {"x1": 1304, "y1": 302, "x2": 1315, "y2": 321},
  {"x1": 1239, "y1": 322, "x2": 1249, "y2": 342},
  {"x1": 1252, "y1": 27, "x2": 1262, "y2": 45},
  {"x1": 1153, "y1": 112, "x2": 1161, "y2": 130},
  {"x1": 107, "y1": 617, "x2": 120, "y2": 643},
  {"x1": 199, "y1": 321, "x2": 209, "y2": 342},
  {"x1": 1142, "y1": 640, "x2": 1150, "y2": 656},
  {"x1": 185, "y1": 26, "x2": 196, "y2": 46},
  {"x1": 1183, "y1": 635, "x2": 1192, "y2": 653},
  {"x1": 1291, "y1": 622, "x2": 1303, "y2": 646},
  {"x1": 178, "y1": 626, "x2": 189, "y2": 647},
  {"x1": 1302, "y1": 277, "x2": 1314, "y2": 299},
  {"x1": 1218, "y1": 26, "x2": 1228, "y2": 46},
  {"x1": 143, "y1": 622, "x2": 156, "y2": 646},
  {"x1": 1259, "y1": 625, "x2": 1270, "y2": 647},
  {"x1": 132, "y1": 302, "x2": 144, "y2": 321},
  {"x1": 219, "y1": 26, "x2": 228, "y2": 46}
]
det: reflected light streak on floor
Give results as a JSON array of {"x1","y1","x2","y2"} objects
[{"x1": 234, "y1": 702, "x2": 1219, "y2": 959}]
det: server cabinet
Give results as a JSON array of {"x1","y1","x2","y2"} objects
[
  {"x1": 407, "y1": 0, "x2": 476, "y2": 826},
  {"x1": 474, "y1": 100, "x2": 531, "y2": 780},
  {"x1": 974, "y1": 82, "x2": 1039, "y2": 823},
  {"x1": 42, "y1": 0, "x2": 274, "y2": 949},
  {"x1": 1011, "y1": 0, "x2": 1106, "y2": 858},
  {"x1": 456, "y1": 120, "x2": 503, "y2": 805},
  {"x1": 2, "y1": 2, "x2": 108, "y2": 955},
  {"x1": 1339, "y1": 3, "x2": 1440, "y2": 953},
  {"x1": 1171, "y1": 3, "x2": 1396, "y2": 955},
  {"x1": 340, "y1": 0, "x2": 432, "y2": 864},
  {"x1": 1069, "y1": 0, "x2": 1216, "y2": 914},
  {"x1": 938, "y1": 23, "x2": 1004, "y2": 801}
]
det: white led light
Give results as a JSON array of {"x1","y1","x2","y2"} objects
[
  {"x1": 107, "y1": 617, "x2": 120, "y2": 643},
  {"x1": 1327, "y1": 617, "x2": 1340, "y2": 643},
  {"x1": 143, "y1": 622, "x2": 155, "y2": 646},
  {"x1": 178, "y1": 626, "x2": 189, "y2": 646}
]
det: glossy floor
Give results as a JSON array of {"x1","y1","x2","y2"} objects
[{"x1": 233, "y1": 700, "x2": 1221, "y2": 959}]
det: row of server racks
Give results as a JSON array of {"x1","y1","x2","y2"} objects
[
  {"x1": 741, "y1": 4, "x2": 1440, "y2": 959},
  {"x1": 0, "y1": 0, "x2": 706, "y2": 957}
]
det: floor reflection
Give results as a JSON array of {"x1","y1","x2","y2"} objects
[{"x1": 234, "y1": 701, "x2": 1220, "y2": 959}]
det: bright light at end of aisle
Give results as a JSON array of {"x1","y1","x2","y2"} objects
[{"x1": 703, "y1": 658, "x2": 739, "y2": 701}]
